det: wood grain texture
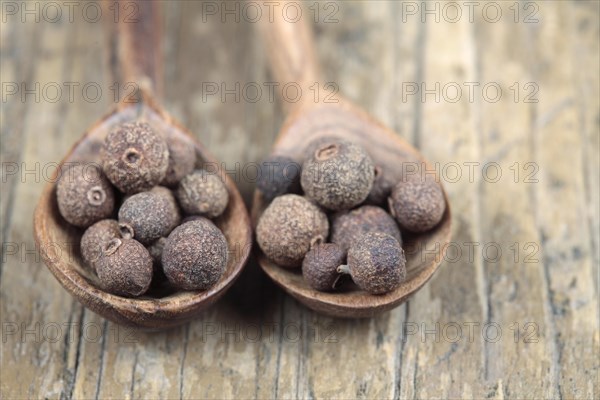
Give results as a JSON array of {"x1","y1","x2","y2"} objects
[
  {"x1": 528, "y1": 3, "x2": 599, "y2": 398},
  {"x1": 476, "y1": 7, "x2": 555, "y2": 398},
  {"x1": 1, "y1": 1, "x2": 598, "y2": 399},
  {"x1": 400, "y1": 7, "x2": 487, "y2": 398},
  {"x1": 257, "y1": 0, "x2": 320, "y2": 113},
  {"x1": 115, "y1": 0, "x2": 164, "y2": 96}
]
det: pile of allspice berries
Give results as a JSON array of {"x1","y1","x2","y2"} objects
[
  {"x1": 256, "y1": 137, "x2": 446, "y2": 295},
  {"x1": 56, "y1": 122, "x2": 229, "y2": 297}
]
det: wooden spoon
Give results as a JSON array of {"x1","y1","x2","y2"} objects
[
  {"x1": 251, "y1": 1, "x2": 452, "y2": 318},
  {"x1": 33, "y1": 0, "x2": 252, "y2": 330}
]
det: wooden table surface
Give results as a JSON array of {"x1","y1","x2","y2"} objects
[{"x1": 1, "y1": 1, "x2": 598, "y2": 399}]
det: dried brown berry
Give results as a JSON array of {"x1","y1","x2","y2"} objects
[
  {"x1": 339, "y1": 232, "x2": 406, "y2": 295},
  {"x1": 256, "y1": 194, "x2": 329, "y2": 268},
  {"x1": 388, "y1": 178, "x2": 445, "y2": 232},
  {"x1": 80, "y1": 219, "x2": 120, "y2": 271},
  {"x1": 302, "y1": 243, "x2": 345, "y2": 291},
  {"x1": 331, "y1": 205, "x2": 402, "y2": 254},
  {"x1": 57, "y1": 164, "x2": 116, "y2": 227},
  {"x1": 160, "y1": 135, "x2": 196, "y2": 187},
  {"x1": 118, "y1": 186, "x2": 181, "y2": 244},
  {"x1": 365, "y1": 165, "x2": 395, "y2": 206},
  {"x1": 96, "y1": 238, "x2": 153, "y2": 297},
  {"x1": 256, "y1": 155, "x2": 301, "y2": 201},
  {"x1": 102, "y1": 121, "x2": 169, "y2": 193},
  {"x1": 176, "y1": 169, "x2": 229, "y2": 218},
  {"x1": 301, "y1": 139, "x2": 374, "y2": 210},
  {"x1": 162, "y1": 218, "x2": 228, "y2": 291}
]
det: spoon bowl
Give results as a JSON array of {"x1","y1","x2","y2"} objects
[
  {"x1": 252, "y1": 98, "x2": 451, "y2": 318},
  {"x1": 34, "y1": 93, "x2": 252, "y2": 329},
  {"x1": 253, "y1": 1, "x2": 451, "y2": 317}
]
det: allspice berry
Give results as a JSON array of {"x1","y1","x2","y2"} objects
[
  {"x1": 80, "y1": 219, "x2": 120, "y2": 271},
  {"x1": 302, "y1": 243, "x2": 345, "y2": 291},
  {"x1": 340, "y1": 232, "x2": 406, "y2": 295},
  {"x1": 118, "y1": 186, "x2": 181, "y2": 244},
  {"x1": 256, "y1": 194, "x2": 329, "y2": 268},
  {"x1": 365, "y1": 165, "x2": 395, "y2": 207},
  {"x1": 162, "y1": 218, "x2": 228, "y2": 291},
  {"x1": 96, "y1": 238, "x2": 153, "y2": 297},
  {"x1": 102, "y1": 121, "x2": 169, "y2": 193},
  {"x1": 57, "y1": 164, "x2": 116, "y2": 227},
  {"x1": 256, "y1": 155, "x2": 301, "y2": 201},
  {"x1": 160, "y1": 135, "x2": 196, "y2": 187},
  {"x1": 331, "y1": 205, "x2": 402, "y2": 254},
  {"x1": 301, "y1": 139, "x2": 374, "y2": 210},
  {"x1": 388, "y1": 178, "x2": 445, "y2": 232},
  {"x1": 176, "y1": 169, "x2": 229, "y2": 218}
]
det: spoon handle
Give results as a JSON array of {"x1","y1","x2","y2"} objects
[
  {"x1": 112, "y1": 0, "x2": 163, "y2": 98},
  {"x1": 258, "y1": 0, "x2": 322, "y2": 113}
]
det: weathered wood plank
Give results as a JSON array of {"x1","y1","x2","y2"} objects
[
  {"x1": 400, "y1": 8, "x2": 487, "y2": 399},
  {"x1": 475, "y1": 5, "x2": 556, "y2": 398},
  {"x1": 572, "y1": 0, "x2": 600, "y2": 305},
  {"x1": 528, "y1": 2, "x2": 599, "y2": 398},
  {"x1": 390, "y1": 0, "x2": 421, "y2": 147},
  {"x1": 0, "y1": 17, "x2": 87, "y2": 399},
  {"x1": 167, "y1": 0, "x2": 276, "y2": 203},
  {"x1": 71, "y1": 313, "x2": 108, "y2": 399},
  {"x1": 0, "y1": 14, "x2": 40, "y2": 258},
  {"x1": 1, "y1": 1, "x2": 598, "y2": 399},
  {"x1": 389, "y1": 4, "x2": 422, "y2": 397}
]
